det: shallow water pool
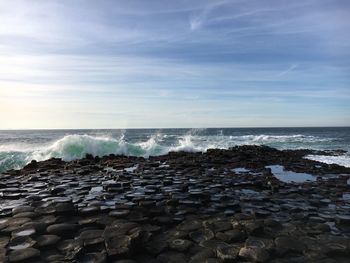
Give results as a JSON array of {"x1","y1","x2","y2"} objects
[{"x1": 266, "y1": 165, "x2": 316, "y2": 183}]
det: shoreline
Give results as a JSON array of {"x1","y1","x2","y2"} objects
[{"x1": 1, "y1": 145, "x2": 350, "y2": 262}]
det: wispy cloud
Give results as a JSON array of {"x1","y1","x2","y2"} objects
[
  {"x1": 0, "y1": 0, "x2": 349, "y2": 128},
  {"x1": 276, "y1": 64, "x2": 298, "y2": 77}
]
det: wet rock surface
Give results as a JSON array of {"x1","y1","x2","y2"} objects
[{"x1": 0, "y1": 145, "x2": 350, "y2": 262}]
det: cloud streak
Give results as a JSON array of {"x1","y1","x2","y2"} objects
[{"x1": 0, "y1": 0, "x2": 349, "y2": 128}]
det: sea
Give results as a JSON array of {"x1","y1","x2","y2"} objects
[{"x1": 0, "y1": 127, "x2": 349, "y2": 173}]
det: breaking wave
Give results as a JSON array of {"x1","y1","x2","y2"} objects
[
  {"x1": 305, "y1": 154, "x2": 350, "y2": 168},
  {"x1": 0, "y1": 132, "x2": 345, "y2": 172}
]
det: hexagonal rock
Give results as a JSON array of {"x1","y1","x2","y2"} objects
[
  {"x1": 46, "y1": 223, "x2": 78, "y2": 236},
  {"x1": 216, "y1": 244, "x2": 241, "y2": 262},
  {"x1": 157, "y1": 251, "x2": 187, "y2": 263},
  {"x1": 144, "y1": 234, "x2": 168, "y2": 255},
  {"x1": 11, "y1": 227, "x2": 36, "y2": 237},
  {"x1": 0, "y1": 236, "x2": 9, "y2": 248},
  {"x1": 57, "y1": 239, "x2": 83, "y2": 260},
  {"x1": 245, "y1": 237, "x2": 275, "y2": 251},
  {"x1": 79, "y1": 229, "x2": 105, "y2": 247},
  {"x1": 12, "y1": 206, "x2": 34, "y2": 215},
  {"x1": 109, "y1": 210, "x2": 130, "y2": 218},
  {"x1": 8, "y1": 236, "x2": 36, "y2": 250},
  {"x1": 79, "y1": 251, "x2": 108, "y2": 263},
  {"x1": 104, "y1": 222, "x2": 139, "y2": 238},
  {"x1": 55, "y1": 202, "x2": 76, "y2": 215},
  {"x1": 8, "y1": 247, "x2": 40, "y2": 262},
  {"x1": 169, "y1": 239, "x2": 193, "y2": 252},
  {"x1": 113, "y1": 260, "x2": 137, "y2": 263},
  {"x1": 105, "y1": 235, "x2": 132, "y2": 258},
  {"x1": 336, "y1": 215, "x2": 350, "y2": 227},
  {"x1": 318, "y1": 235, "x2": 350, "y2": 256},
  {"x1": 239, "y1": 246, "x2": 270, "y2": 263},
  {"x1": 189, "y1": 248, "x2": 216, "y2": 263},
  {"x1": 204, "y1": 220, "x2": 232, "y2": 233},
  {"x1": 36, "y1": 235, "x2": 61, "y2": 247},
  {"x1": 199, "y1": 239, "x2": 228, "y2": 251},
  {"x1": 12, "y1": 212, "x2": 37, "y2": 219},
  {"x1": 0, "y1": 248, "x2": 7, "y2": 262},
  {"x1": 79, "y1": 206, "x2": 101, "y2": 216},
  {"x1": 177, "y1": 220, "x2": 202, "y2": 232},
  {"x1": 216, "y1": 229, "x2": 247, "y2": 243},
  {"x1": 189, "y1": 229, "x2": 215, "y2": 243},
  {"x1": 274, "y1": 236, "x2": 305, "y2": 255}
]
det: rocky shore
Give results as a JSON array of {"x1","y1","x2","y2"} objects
[{"x1": 1, "y1": 145, "x2": 350, "y2": 263}]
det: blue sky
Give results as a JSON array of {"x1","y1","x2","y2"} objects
[{"x1": 0, "y1": 0, "x2": 349, "y2": 128}]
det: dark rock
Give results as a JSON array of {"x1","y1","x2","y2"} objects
[
  {"x1": 57, "y1": 239, "x2": 83, "y2": 260},
  {"x1": 79, "y1": 206, "x2": 101, "y2": 216},
  {"x1": 274, "y1": 236, "x2": 305, "y2": 255},
  {"x1": 79, "y1": 251, "x2": 107, "y2": 263},
  {"x1": 40, "y1": 249, "x2": 65, "y2": 262},
  {"x1": 11, "y1": 227, "x2": 36, "y2": 237},
  {"x1": 189, "y1": 229, "x2": 215, "y2": 243},
  {"x1": 245, "y1": 237, "x2": 275, "y2": 251},
  {"x1": 157, "y1": 251, "x2": 187, "y2": 263},
  {"x1": 239, "y1": 246, "x2": 270, "y2": 262},
  {"x1": 0, "y1": 236, "x2": 10, "y2": 248},
  {"x1": 47, "y1": 223, "x2": 78, "y2": 236},
  {"x1": 204, "y1": 220, "x2": 232, "y2": 233},
  {"x1": 55, "y1": 202, "x2": 76, "y2": 215},
  {"x1": 336, "y1": 215, "x2": 350, "y2": 227},
  {"x1": 216, "y1": 244, "x2": 241, "y2": 262},
  {"x1": 0, "y1": 248, "x2": 6, "y2": 263},
  {"x1": 112, "y1": 260, "x2": 137, "y2": 263},
  {"x1": 1, "y1": 145, "x2": 350, "y2": 263},
  {"x1": 145, "y1": 235, "x2": 168, "y2": 255},
  {"x1": 216, "y1": 229, "x2": 247, "y2": 243},
  {"x1": 104, "y1": 222, "x2": 139, "y2": 238},
  {"x1": 12, "y1": 206, "x2": 34, "y2": 215},
  {"x1": 241, "y1": 220, "x2": 265, "y2": 236},
  {"x1": 8, "y1": 247, "x2": 40, "y2": 262},
  {"x1": 177, "y1": 220, "x2": 202, "y2": 232},
  {"x1": 199, "y1": 239, "x2": 228, "y2": 251},
  {"x1": 169, "y1": 239, "x2": 193, "y2": 252},
  {"x1": 105, "y1": 235, "x2": 132, "y2": 258},
  {"x1": 36, "y1": 235, "x2": 60, "y2": 247},
  {"x1": 79, "y1": 229, "x2": 104, "y2": 247},
  {"x1": 8, "y1": 236, "x2": 36, "y2": 250},
  {"x1": 109, "y1": 210, "x2": 130, "y2": 218},
  {"x1": 189, "y1": 248, "x2": 216, "y2": 263}
]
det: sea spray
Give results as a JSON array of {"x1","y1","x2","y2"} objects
[{"x1": 0, "y1": 128, "x2": 348, "y2": 172}]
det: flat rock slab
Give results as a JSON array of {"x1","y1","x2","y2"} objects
[
  {"x1": 8, "y1": 247, "x2": 40, "y2": 262},
  {"x1": 36, "y1": 235, "x2": 61, "y2": 247},
  {"x1": 46, "y1": 223, "x2": 78, "y2": 236},
  {"x1": 105, "y1": 235, "x2": 132, "y2": 258}
]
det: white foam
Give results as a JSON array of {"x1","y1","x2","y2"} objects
[
  {"x1": 0, "y1": 132, "x2": 345, "y2": 173},
  {"x1": 170, "y1": 135, "x2": 202, "y2": 152},
  {"x1": 305, "y1": 155, "x2": 350, "y2": 168}
]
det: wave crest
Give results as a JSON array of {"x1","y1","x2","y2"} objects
[
  {"x1": 0, "y1": 132, "x2": 343, "y2": 172},
  {"x1": 31, "y1": 134, "x2": 171, "y2": 161}
]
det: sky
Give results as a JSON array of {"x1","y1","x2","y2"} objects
[{"x1": 0, "y1": 0, "x2": 349, "y2": 129}]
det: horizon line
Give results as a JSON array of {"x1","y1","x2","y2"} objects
[{"x1": 0, "y1": 126, "x2": 349, "y2": 131}]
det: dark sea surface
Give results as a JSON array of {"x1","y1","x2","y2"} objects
[{"x1": 0, "y1": 127, "x2": 349, "y2": 172}]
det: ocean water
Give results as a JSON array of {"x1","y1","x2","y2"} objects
[{"x1": 0, "y1": 127, "x2": 349, "y2": 173}]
